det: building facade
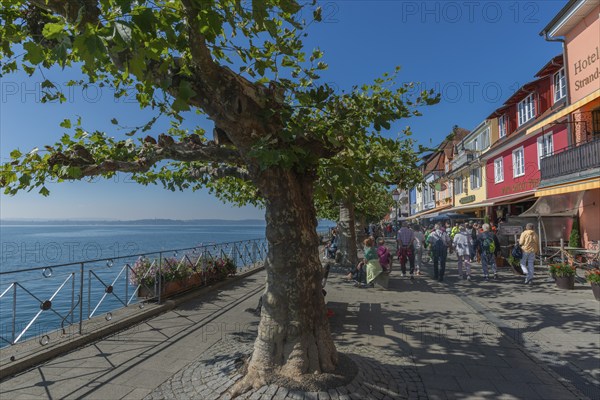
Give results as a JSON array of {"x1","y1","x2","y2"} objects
[
  {"x1": 483, "y1": 55, "x2": 570, "y2": 222},
  {"x1": 535, "y1": 0, "x2": 600, "y2": 247}
]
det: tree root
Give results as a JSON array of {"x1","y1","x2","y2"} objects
[{"x1": 228, "y1": 364, "x2": 268, "y2": 398}]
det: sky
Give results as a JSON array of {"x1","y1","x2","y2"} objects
[{"x1": 0, "y1": 0, "x2": 568, "y2": 220}]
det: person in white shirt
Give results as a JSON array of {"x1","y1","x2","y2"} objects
[
  {"x1": 412, "y1": 224, "x2": 426, "y2": 276},
  {"x1": 453, "y1": 224, "x2": 473, "y2": 280}
]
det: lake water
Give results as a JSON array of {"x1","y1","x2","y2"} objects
[{"x1": 0, "y1": 223, "x2": 333, "y2": 346}]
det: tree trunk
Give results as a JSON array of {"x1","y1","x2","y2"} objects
[
  {"x1": 355, "y1": 214, "x2": 367, "y2": 248},
  {"x1": 337, "y1": 201, "x2": 358, "y2": 267},
  {"x1": 231, "y1": 167, "x2": 338, "y2": 395}
]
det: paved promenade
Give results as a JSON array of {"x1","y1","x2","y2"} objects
[{"x1": 1, "y1": 241, "x2": 599, "y2": 399}]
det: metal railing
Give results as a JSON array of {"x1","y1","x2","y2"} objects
[
  {"x1": 540, "y1": 136, "x2": 600, "y2": 180},
  {"x1": 0, "y1": 238, "x2": 268, "y2": 348}
]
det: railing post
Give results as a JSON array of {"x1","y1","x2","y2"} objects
[
  {"x1": 71, "y1": 272, "x2": 75, "y2": 326},
  {"x1": 158, "y1": 252, "x2": 163, "y2": 304},
  {"x1": 12, "y1": 283, "x2": 17, "y2": 344},
  {"x1": 560, "y1": 238, "x2": 565, "y2": 265},
  {"x1": 79, "y1": 262, "x2": 84, "y2": 333},
  {"x1": 125, "y1": 262, "x2": 129, "y2": 306}
]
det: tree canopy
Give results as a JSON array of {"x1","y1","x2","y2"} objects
[{"x1": 0, "y1": 1, "x2": 439, "y2": 395}]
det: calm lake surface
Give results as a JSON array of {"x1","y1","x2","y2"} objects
[{"x1": 0, "y1": 222, "x2": 332, "y2": 346}]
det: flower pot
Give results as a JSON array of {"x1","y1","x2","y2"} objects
[
  {"x1": 555, "y1": 276, "x2": 575, "y2": 290},
  {"x1": 137, "y1": 285, "x2": 156, "y2": 298},
  {"x1": 137, "y1": 280, "x2": 184, "y2": 298},
  {"x1": 591, "y1": 283, "x2": 600, "y2": 301}
]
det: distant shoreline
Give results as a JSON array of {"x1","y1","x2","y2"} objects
[
  {"x1": 0, "y1": 219, "x2": 267, "y2": 226},
  {"x1": 1, "y1": 219, "x2": 335, "y2": 226}
]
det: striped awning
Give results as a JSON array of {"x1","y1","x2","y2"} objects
[
  {"x1": 408, "y1": 204, "x2": 451, "y2": 219},
  {"x1": 448, "y1": 202, "x2": 494, "y2": 212},
  {"x1": 535, "y1": 177, "x2": 600, "y2": 197}
]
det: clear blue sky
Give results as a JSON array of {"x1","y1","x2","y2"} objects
[{"x1": 0, "y1": 1, "x2": 567, "y2": 220}]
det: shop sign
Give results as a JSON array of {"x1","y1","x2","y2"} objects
[
  {"x1": 459, "y1": 195, "x2": 476, "y2": 204},
  {"x1": 500, "y1": 179, "x2": 540, "y2": 196},
  {"x1": 498, "y1": 225, "x2": 523, "y2": 236}
]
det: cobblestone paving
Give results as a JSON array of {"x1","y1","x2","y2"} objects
[{"x1": 145, "y1": 334, "x2": 428, "y2": 400}]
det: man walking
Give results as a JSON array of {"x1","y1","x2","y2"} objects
[
  {"x1": 519, "y1": 223, "x2": 539, "y2": 285},
  {"x1": 453, "y1": 224, "x2": 473, "y2": 280},
  {"x1": 396, "y1": 221, "x2": 415, "y2": 279},
  {"x1": 428, "y1": 224, "x2": 451, "y2": 282},
  {"x1": 477, "y1": 223, "x2": 501, "y2": 281}
]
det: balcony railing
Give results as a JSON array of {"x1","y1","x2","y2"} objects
[
  {"x1": 540, "y1": 137, "x2": 600, "y2": 181},
  {"x1": 451, "y1": 152, "x2": 474, "y2": 171}
]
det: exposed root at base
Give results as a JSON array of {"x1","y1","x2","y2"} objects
[
  {"x1": 227, "y1": 353, "x2": 356, "y2": 398},
  {"x1": 228, "y1": 367, "x2": 268, "y2": 398}
]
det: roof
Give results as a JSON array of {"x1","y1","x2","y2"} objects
[
  {"x1": 540, "y1": 0, "x2": 580, "y2": 36},
  {"x1": 534, "y1": 54, "x2": 564, "y2": 78},
  {"x1": 503, "y1": 77, "x2": 545, "y2": 105}
]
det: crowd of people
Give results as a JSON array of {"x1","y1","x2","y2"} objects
[{"x1": 343, "y1": 220, "x2": 539, "y2": 287}]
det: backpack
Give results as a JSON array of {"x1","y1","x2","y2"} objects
[
  {"x1": 511, "y1": 243, "x2": 523, "y2": 259},
  {"x1": 482, "y1": 234, "x2": 496, "y2": 255},
  {"x1": 432, "y1": 233, "x2": 447, "y2": 253}
]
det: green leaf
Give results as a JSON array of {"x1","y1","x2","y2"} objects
[
  {"x1": 59, "y1": 119, "x2": 72, "y2": 129},
  {"x1": 10, "y1": 149, "x2": 22, "y2": 159},
  {"x1": 111, "y1": 118, "x2": 119, "y2": 125},
  {"x1": 42, "y1": 23, "x2": 65, "y2": 39},
  {"x1": 39, "y1": 186, "x2": 50, "y2": 196},
  {"x1": 23, "y1": 42, "x2": 44, "y2": 64}
]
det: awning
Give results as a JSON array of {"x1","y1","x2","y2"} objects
[
  {"x1": 409, "y1": 204, "x2": 451, "y2": 219},
  {"x1": 535, "y1": 177, "x2": 600, "y2": 197},
  {"x1": 448, "y1": 202, "x2": 494, "y2": 212},
  {"x1": 526, "y1": 89, "x2": 600, "y2": 135},
  {"x1": 488, "y1": 190, "x2": 537, "y2": 206},
  {"x1": 521, "y1": 191, "x2": 584, "y2": 217}
]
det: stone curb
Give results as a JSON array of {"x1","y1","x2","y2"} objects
[{"x1": 0, "y1": 265, "x2": 265, "y2": 381}]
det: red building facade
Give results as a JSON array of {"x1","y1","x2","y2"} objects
[{"x1": 483, "y1": 56, "x2": 570, "y2": 221}]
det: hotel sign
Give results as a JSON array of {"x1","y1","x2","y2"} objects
[{"x1": 459, "y1": 195, "x2": 476, "y2": 204}]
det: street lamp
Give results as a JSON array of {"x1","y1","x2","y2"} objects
[{"x1": 392, "y1": 189, "x2": 400, "y2": 227}]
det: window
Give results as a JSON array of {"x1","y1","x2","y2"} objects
[
  {"x1": 554, "y1": 69, "x2": 566, "y2": 102},
  {"x1": 423, "y1": 181, "x2": 435, "y2": 205},
  {"x1": 537, "y1": 133, "x2": 554, "y2": 168},
  {"x1": 470, "y1": 167, "x2": 481, "y2": 189},
  {"x1": 454, "y1": 176, "x2": 464, "y2": 195},
  {"x1": 494, "y1": 158, "x2": 504, "y2": 183},
  {"x1": 593, "y1": 108, "x2": 600, "y2": 136},
  {"x1": 512, "y1": 147, "x2": 525, "y2": 178},
  {"x1": 498, "y1": 115, "x2": 507, "y2": 138},
  {"x1": 481, "y1": 128, "x2": 490, "y2": 150},
  {"x1": 518, "y1": 94, "x2": 536, "y2": 126}
]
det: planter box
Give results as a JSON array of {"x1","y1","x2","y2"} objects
[
  {"x1": 591, "y1": 283, "x2": 600, "y2": 301},
  {"x1": 555, "y1": 276, "x2": 575, "y2": 290},
  {"x1": 137, "y1": 280, "x2": 187, "y2": 298}
]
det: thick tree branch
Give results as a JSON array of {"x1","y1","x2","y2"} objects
[
  {"x1": 188, "y1": 165, "x2": 251, "y2": 181},
  {"x1": 49, "y1": 138, "x2": 242, "y2": 178}
]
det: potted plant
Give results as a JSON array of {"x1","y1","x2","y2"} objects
[
  {"x1": 549, "y1": 263, "x2": 576, "y2": 290},
  {"x1": 131, "y1": 256, "x2": 193, "y2": 298},
  {"x1": 585, "y1": 268, "x2": 600, "y2": 301},
  {"x1": 507, "y1": 254, "x2": 524, "y2": 275}
]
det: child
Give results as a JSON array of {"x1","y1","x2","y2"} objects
[{"x1": 377, "y1": 237, "x2": 392, "y2": 273}]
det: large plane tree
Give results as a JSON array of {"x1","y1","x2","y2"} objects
[{"x1": 0, "y1": 0, "x2": 437, "y2": 395}]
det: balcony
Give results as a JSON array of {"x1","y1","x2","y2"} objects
[
  {"x1": 451, "y1": 152, "x2": 474, "y2": 171},
  {"x1": 540, "y1": 137, "x2": 600, "y2": 183}
]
